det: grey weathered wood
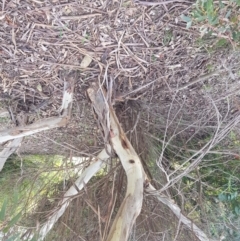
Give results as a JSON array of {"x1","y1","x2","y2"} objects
[{"x1": 0, "y1": 137, "x2": 23, "y2": 171}]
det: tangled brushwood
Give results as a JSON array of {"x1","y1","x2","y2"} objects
[{"x1": 0, "y1": 0, "x2": 240, "y2": 241}]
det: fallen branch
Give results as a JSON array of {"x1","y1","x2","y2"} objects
[
  {"x1": 134, "y1": 0, "x2": 189, "y2": 6},
  {"x1": 38, "y1": 147, "x2": 110, "y2": 240},
  {"x1": 0, "y1": 117, "x2": 69, "y2": 143},
  {"x1": 87, "y1": 83, "x2": 145, "y2": 241},
  {"x1": 146, "y1": 184, "x2": 214, "y2": 241},
  {"x1": 0, "y1": 138, "x2": 23, "y2": 171},
  {"x1": 0, "y1": 112, "x2": 26, "y2": 172},
  {"x1": 0, "y1": 80, "x2": 74, "y2": 144},
  {"x1": 88, "y1": 82, "x2": 212, "y2": 241}
]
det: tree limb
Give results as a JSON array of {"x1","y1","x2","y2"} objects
[
  {"x1": 87, "y1": 83, "x2": 145, "y2": 241},
  {"x1": 0, "y1": 137, "x2": 23, "y2": 171},
  {"x1": 0, "y1": 80, "x2": 74, "y2": 144},
  {"x1": 145, "y1": 184, "x2": 214, "y2": 241},
  {"x1": 87, "y1": 82, "x2": 213, "y2": 241},
  {"x1": 38, "y1": 147, "x2": 110, "y2": 240}
]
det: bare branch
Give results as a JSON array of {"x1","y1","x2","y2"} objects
[
  {"x1": 38, "y1": 147, "x2": 111, "y2": 240},
  {"x1": 87, "y1": 83, "x2": 145, "y2": 241},
  {"x1": 146, "y1": 184, "x2": 215, "y2": 241},
  {"x1": 0, "y1": 116, "x2": 69, "y2": 143},
  {"x1": 0, "y1": 80, "x2": 74, "y2": 144},
  {"x1": 0, "y1": 137, "x2": 23, "y2": 171}
]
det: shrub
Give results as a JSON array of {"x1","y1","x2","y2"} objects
[{"x1": 181, "y1": 0, "x2": 240, "y2": 47}]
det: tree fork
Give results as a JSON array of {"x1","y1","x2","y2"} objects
[{"x1": 87, "y1": 83, "x2": 146, "y2": 241}]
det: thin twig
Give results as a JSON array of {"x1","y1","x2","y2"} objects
[
  {"x1": 60, "y1": 14, "x2": 102, "y2": 21},
  {"x1": 135, "y1": 0, "x2": 190, "y2": 6}
]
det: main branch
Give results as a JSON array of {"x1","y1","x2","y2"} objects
[{"x1": 87, "y1": 83, "x2": 145, "y2": 241}]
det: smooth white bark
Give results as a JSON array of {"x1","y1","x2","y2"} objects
[
  {"x1": 0, "y1": 82, "x2": 73, "y2": 144},
  {"x1": 38, "y1": 147, "x2": 110, "y2": 240},
  {"x1": 0, "y1": 116, "x2": 69, "y2": 143},
  {"x1": 87, "y1": 81, "x2": 212, "y2": 241},
  {"x1": 105, "y1": 111, "x2": 144, "y2": 241},
  {"x1": 0, "y1": 137, "x2": 23, "y2": 171},
  {"x1": 87, "y1": 84, "x2": 144, "y2": 241}
]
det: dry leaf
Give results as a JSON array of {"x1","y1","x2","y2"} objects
[
  {"x1": 80, "y1": 55, "x2": 92, "y2": 68},
  {"x1": 0, "y1": 14, "x2": 5, "y2": 20},
  {"x1": 64, "y1": 6, "x2": 72, "y2": 15},
  {"x1": 37, "y1": 84, "x2": 42, "y2": 92},
  {"x1": 45, "y1": 10, "x2": 51, "y2": 23}
]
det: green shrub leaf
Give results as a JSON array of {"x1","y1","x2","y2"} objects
[
  {"x1": 235, "y1": 206, "x2": 240, "y2": 215},
  {"x1": 234, "y1": 0, "x2": 240, "y2": 6},
  {"x1": 218, "y1": 193, "x2": 227, "y2": 201},
  {"x1": 225, "y1": 10, "x2": 232, "y2": 18},
  {"x1": 186, "y1": 21, "x2": 192, "y2": 29},
  {"x1": 230, "y1": 191, "x2": 238, "y2": 200},
  {"x1": 8, "y1": 211, "x2": 22, "y2": 227},
  {"x1": 232, "y1": 31, "x2": 240, "y2": 41},
  {"x1": 181, "y1": 14, "x2": 191, "y2": 23},
  {"x1": 0, "y1": 198, "x2": 8, "y2": 221},
  {"x1": 6, "y1": 234, "x2": 20, "y2": 241}
]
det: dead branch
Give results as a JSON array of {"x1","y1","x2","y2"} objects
[
  {"x1": 87, "y1": 83, "x2": 145, "y2": 241},
  {"x1": 134, "y1": 0, "x2": 189, "y2": 6},
  {"x1": 146, "y1": 184, "x2": 215, "y2": 241},
  {"x1": 0, "y1": 116, "x2": 69, "y2": 143},
  {"x1": 0, "y1": 137, "x2": 23, "y2": 171},
  {"x1": 0, "y1": 80, "x2": 74, "y2": 144},
  {"x1": 87, "y1": 82, "x2": 214, "y2": 241},
  {"x1": 38, "y1": 147, "x2": 111, "y2": 241}
]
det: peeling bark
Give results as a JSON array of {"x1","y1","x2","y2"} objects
[
  {"x1": 87, "y1": 83, "x2": 213, "y2": 241},
  {"x1": 87, "y1": 84, "x2": 145, "y2": 241},
  {"x1": 0, "y1": 80, "x2": 213, "y2": 241}
]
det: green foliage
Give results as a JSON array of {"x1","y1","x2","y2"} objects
[
  {"x1": 0, "y1": 117, "x2": 9, "y2": 124},
  {"x1": 5, "y1": 234, "x2": 21, "y2": 241},
  {"x1": 217, "y1": 190, "x2": 240, "y2": 215},
  {"x1": 162, "y1": 29, "x2": 173, "y2": 46},
  {"x1": 0, "y1": 191, "x2": 22, "y2": 235},
  {"x1": 0, "y1": 199, "x2": 8, "y2": 221},
  {"x1": 7, "y1": 212, "x2": 22, "y2": 229},
  {"x1": 161, "y1": 128, "x2": 240, "y2": 240},
  {"x1": 0, "y1": 154, "x2": 79, "y2": 237},
  {"x1": 198, "y1": 150, "x2": 240, "y2": 239},
  {"x1": 181, "y1": 0, "x2": 240, "y2": 47}
]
